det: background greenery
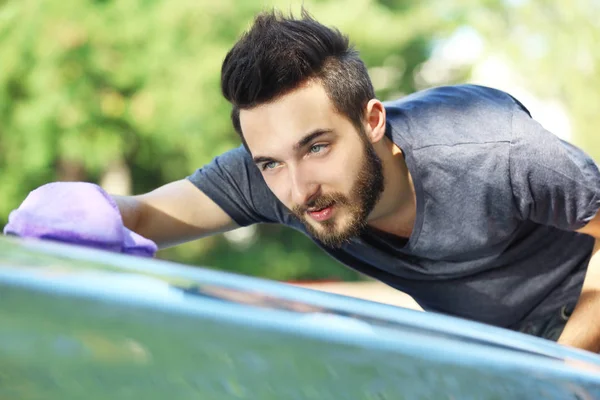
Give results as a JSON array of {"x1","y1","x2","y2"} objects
[{"x1": 1, "y1": 0, "x2": 598, "y2": 281}]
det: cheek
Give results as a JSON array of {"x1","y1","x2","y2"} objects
[
  {"x1": 262, "y1": 173, "x2": 292, "y2": 205},
  {"x1": 327, "y1": 149, "x2": 363, "y2": 189},
  {"x1": 302, "y1": 156, "x2": 349, "y2": 190}
]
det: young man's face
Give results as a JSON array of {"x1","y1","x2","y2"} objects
[{"x1": 239, "y1": 81, "x2": 384, "y2": 247}]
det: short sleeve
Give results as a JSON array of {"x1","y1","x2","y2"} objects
[
  {"x1": 186, "y1": 146, "x2": 287, "y2": 226},
  {"x1": 510, "y1": 105, "x2": 600, "y2": 231}
]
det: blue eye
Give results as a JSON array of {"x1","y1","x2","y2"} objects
[
  {"x1": 309, "y1": 144, "x2": 327, "y2": 154},
  {"x1": 262, "y1": 161, "x2": 279, "y2": 171}
]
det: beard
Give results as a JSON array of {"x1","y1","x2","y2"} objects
[{"x1": 292, "y1": 136, "x2": 385, "y2": 248}]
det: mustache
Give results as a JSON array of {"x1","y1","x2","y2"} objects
[{"x1": 292, "y1": 193, "x2": 347, "y2": 215}]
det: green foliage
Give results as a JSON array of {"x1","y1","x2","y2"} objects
[
  {"x1": 0, "y1": 0, "x2": 446, "y2": 280},
  {"x1": 461, "y1": 0, "x2": 600, "y2": 159}
]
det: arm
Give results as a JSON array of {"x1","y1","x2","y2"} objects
[
  {"x1": 4, "y1": 147, "x2": 271, "y2": 253},
  {"x1": 112, "y1": 179, "x2": 239, "y2": 249},
  {"x1": 558, "y1": 222, "x2": 600, "y2": 352},
  {"x1": 507, "y1": 98, "x2": 600, "y2": 352}
]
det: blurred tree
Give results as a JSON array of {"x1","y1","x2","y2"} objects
[
  {"x1": 452, "y1": 0, "x2": 600, "y2": 158},
  {"x1": 0, "y1": 0, "x2": 468, "y2": 280}
]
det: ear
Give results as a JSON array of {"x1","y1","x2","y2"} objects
[{"x1": 364, "y1": 99, "x2": 386, "y2": 144}]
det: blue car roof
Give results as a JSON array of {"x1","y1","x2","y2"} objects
[{"x1": 2, "y1": 236, "x2": 600, "y2": 399}]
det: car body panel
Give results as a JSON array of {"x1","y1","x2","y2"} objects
[{"x1": 1, "y1": 237, "x2": 600, "y2": 399}]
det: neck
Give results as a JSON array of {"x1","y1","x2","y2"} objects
[{"x1": 367, "y1": 136, "x2": 416, "y2": 238}]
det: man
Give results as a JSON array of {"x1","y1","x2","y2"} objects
[{"x1": 5, "y1": 10, "x2": 600, "y2": 352}]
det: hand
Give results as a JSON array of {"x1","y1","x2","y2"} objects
[{"x1": 3, "y1": 182, "x2": 157, "y2": 257}]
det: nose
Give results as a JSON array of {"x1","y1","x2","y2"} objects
[{"x1": 289, "y1": 166, "x2": 319, "y2": 207}]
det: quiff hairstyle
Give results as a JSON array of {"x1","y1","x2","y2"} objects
[{"x1": 221, "y1": 9, "x2": 375, "y2": 142}]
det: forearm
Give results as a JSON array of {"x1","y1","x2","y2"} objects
[
  {"x1": 557, "y1": 239, "x2": 600, "y2": 352},
  {"x1": 111, "y1": 195, "x2": 144, "y2": 233},
  {"x1": 110, "y1": 194, "x2": 181, "y2": 248},
  {"x1": 557, "y1": 290, "x2": 600, "y2": 352},
  {"x1": 110, "y1": 180, "x2": 239, "y2": 249}
]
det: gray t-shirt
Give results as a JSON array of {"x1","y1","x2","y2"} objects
[{"x1": 188, "y1": 84, "x2": 600, "y2": 332}]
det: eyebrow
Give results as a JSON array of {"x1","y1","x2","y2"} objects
[
  {"x1": 293, "y1": 129, "x2": 333, "y2": 151},
  {"x1": 252, "y1": 129, "x2": 333, "y2": 165}
]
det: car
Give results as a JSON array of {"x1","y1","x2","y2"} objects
[{"x1": 1, "y1": 235, "x2": 600, "y2": 399}]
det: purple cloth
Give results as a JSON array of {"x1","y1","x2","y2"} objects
[{"x1": 3, "y1": 182, "x2": 157, "y2": 257}]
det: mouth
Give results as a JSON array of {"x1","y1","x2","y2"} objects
[{"x1": 307, "y1": 204, "x2": 335, "y2": 222}]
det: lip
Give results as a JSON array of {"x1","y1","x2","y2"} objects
[{"x1": 308, "y1": 206, "x2": 334, "y2": 222}]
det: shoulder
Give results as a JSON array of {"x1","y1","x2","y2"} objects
[
  {"x1": 385, "y1": 84, "x2": 522, "y2": 116},
  {"x1": 206, "y1": 145, "x2": 254, "y2": 169},
  {"x1": 189, "y1": 145, "x2": 263, "y2": 193},
  {"x1": 508, "y1": 104, "x2": 600, "y2": 228},
  {"x1": 384, "y1": 84, "x2": 527, "y2": 149},
  {"x1": 393, "y1": 86, "x2": 519, "y2": 223}
]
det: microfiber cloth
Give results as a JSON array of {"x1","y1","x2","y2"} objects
[{"x1": 3, "y1": 182, "x2": 157, "y2": 257}]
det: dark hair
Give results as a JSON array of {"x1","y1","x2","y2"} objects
[{"x1": 221, "y1": 9, "x2": 375, "y2": 141}]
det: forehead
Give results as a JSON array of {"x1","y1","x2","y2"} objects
[{"x1": 239, "y1": 81, "x2": 342, "y2": 153}]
